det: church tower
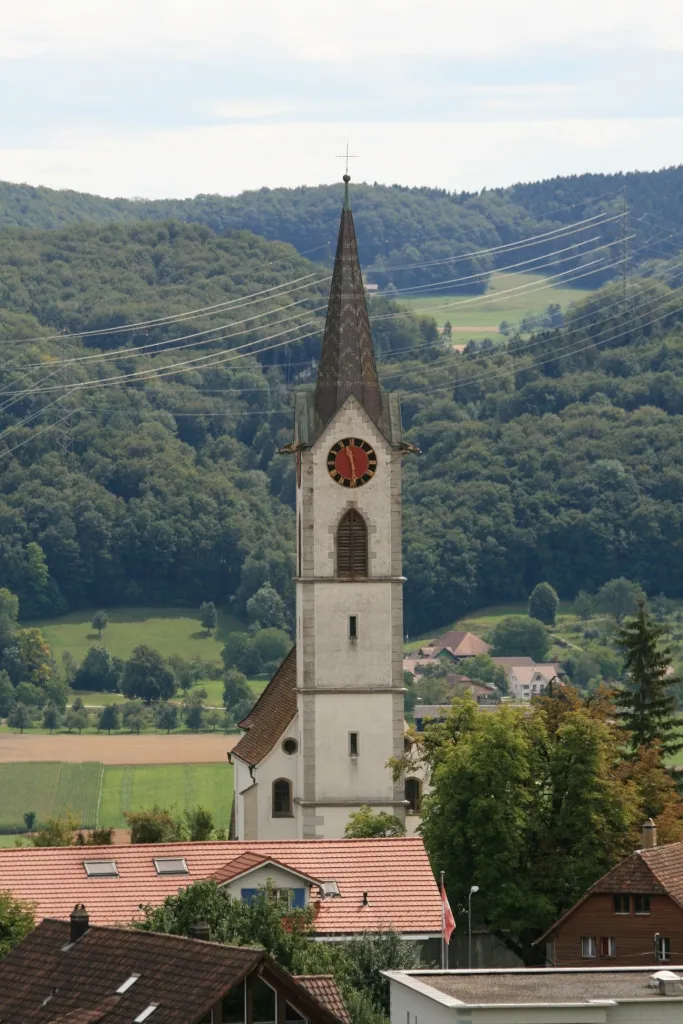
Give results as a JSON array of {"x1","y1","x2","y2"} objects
[{"x1": 231, "y1": 176, "x2": 407, "y2": 840}]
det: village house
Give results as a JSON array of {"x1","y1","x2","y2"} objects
[
  {"x1": 538, "y1": 820, "x2": 683, "y2": 967},
  {"x1": 0, "y1": 904, "x2": 349, "y2": 1024},
  {"x1": 383, "y1": 966, "x2": 683, "y2": 1024},
  {"x1": 0, "y1": 836, "x2": 442, "y2": 958},
  {"x1": 506, "y1": 662, "x2": 563, "y2": 700},
  {"x1": 404, "y1": 631, "x2": 492, "y2": 677}
]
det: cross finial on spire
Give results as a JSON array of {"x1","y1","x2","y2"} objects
[{"x1": 336, "y1": 143, "x2": 358, "y2": 208}]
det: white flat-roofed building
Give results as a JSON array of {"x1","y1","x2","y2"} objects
[{"x1": 384, "y1": 967, "x2": 683, "y2": 1024}]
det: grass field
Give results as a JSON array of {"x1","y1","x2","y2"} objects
[
  {"x1": 395, "y1": 270, "x2": 594, "y2": 334},
  {"x1": 0, "y1": 761, "x2": 233, "y2": 833},
  {"x1": 0, "y1": 762, "x2": 104, "y2": 831},
  {"x1": 22, "y1": 605, "x2": 268, "y2": 712},
  {"x1": 99, "y1": 763, "x2": 233, "y2": 829},
  {"x1": 32, "y1": 605, "x2": 245, "y2": 664}
]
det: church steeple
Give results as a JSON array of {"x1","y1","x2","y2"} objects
[{"x1": 314, "y1": 175, "x2": 382, "y2": 429}]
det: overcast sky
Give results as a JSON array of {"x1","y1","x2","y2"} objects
[{"x1": 1, "y1": 0, "x2": 682, "y2": 199}]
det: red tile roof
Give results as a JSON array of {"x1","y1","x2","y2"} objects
[
  {"x1": 296, "y1": 976, "x2": 351, "y2": 1024},
  {"x1": 0, "y1": 837, "x2": 441, "y2": 936},
  {"x1": 0, "y1": 919, "x2": 345, "y2": 1024},
  {"x1": 431, "y1": 631, "x2": 491, "y2": 658},
  {"x1": 232, "y1": 647, "x2": 297, "y2": 766}
]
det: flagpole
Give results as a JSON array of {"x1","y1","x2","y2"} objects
[{"x1": 440, "y1": 870, "x2": 446, "y2": 970}]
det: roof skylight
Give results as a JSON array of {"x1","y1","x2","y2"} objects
[
  {"x1": 134, "y1": 1005, "x2": 159, "y2": 1023},
  {"x1": 153, "y1": 857, "x2": 189, "y2": 876},
  {"x1": 83, "y1": 860, "x2": 119, "y2": 877},
  {"x1": 116, "y1": 974, "x2": 140, "y2": 994},
  {"x1": 132, "y1": 1003, "x2": 157, "y2": 1019}
]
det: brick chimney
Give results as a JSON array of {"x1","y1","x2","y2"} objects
[
  {"x1": 70, "y1": 904, "x2": 89, "y2": 943},
  {"x1": 642, "y1": 818, "x2": 657, "y2": 850},
  {"x1": 190, "y1": 919, "x2": 211, "y2": 941}
]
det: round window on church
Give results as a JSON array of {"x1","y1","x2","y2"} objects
[{"x1": 282, "y1": 738, "x2": 298, "y2": 755}]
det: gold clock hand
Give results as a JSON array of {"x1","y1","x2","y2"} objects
[{"x1": 345, "y1": 445, "x2": 357, "y2": 486}]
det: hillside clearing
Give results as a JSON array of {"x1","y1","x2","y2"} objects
[{"x1": 394, "y1": 270, "x2": 594, "y2": 332}]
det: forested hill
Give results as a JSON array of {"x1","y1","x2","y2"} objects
[
  {"x1": 1, "y1": 164, "x2": 682, "y2": 290},
  {"x1": 2, "y1": 210, "x2": 683, "y2": 633}
]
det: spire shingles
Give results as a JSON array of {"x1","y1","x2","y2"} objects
[{"x1": 314, "y1": 179, "x2": 382, "y2": 428}]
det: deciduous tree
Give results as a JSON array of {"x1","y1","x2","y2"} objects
[
  {"x1": 199, "y1": 601, "x2": 218, "y2": 634},
  {"x1": 344, "y1": 806, "x2": 406, "y2": 839},
  {"x1": 0, "y1": 891, "x2": 34, "y2": 957},
  {"x1": 490, "y1": 616, "x2": 550, "y2": 663},
  {"x1": 598, "y1": 578, "x2": 646, "y2": 624},
  {"x1": 98, "y1": 703, "x2": 120, "y2": 734},
  {"x1": 91, "y1": 610, "x2": 109, "y2": 638},
  {"x1": 528, "y1": 582, "x2": 559, "y2": 626},
  {"x1": 121, "y1": 645, "x2": 176, "y2": 703}
]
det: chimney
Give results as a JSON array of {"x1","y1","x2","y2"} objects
[
  {"x1": 190, "y1": 918, "x2": 211, "y2": 941},
  {"x1": 70, "y1": 904, "x2": 89, "y2": 943},
  {"x1": 642, "y1": 818, "x2": 657, "y2": 850}
]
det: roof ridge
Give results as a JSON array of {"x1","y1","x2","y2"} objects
[{"x1": 49, "y1": 920, "x2": 263, "y2": 952}]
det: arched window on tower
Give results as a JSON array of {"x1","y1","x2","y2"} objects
[
  {"x1": 272, "y1": 779, "x2": 293, "y2": 817},
  {"x1": 405, "y1": 777, "x2": 422, "y2": 814},
  {"x1": 337, "y1": 509, "x2": 368, "y2": 578}
]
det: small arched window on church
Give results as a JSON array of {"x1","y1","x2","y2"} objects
[
  {"x1": 337, "y1": 509, "x2": 368, "y2": 578},
  {"x1": 272, "y1": 778, "x2": 293, "y2": 817},
  {"x1": 405, "y1": 777, "x2": 422, "y2": 815}
]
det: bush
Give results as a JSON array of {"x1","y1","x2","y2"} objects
[
  {"x1": 490, "y1": 616, "x2": 550, "y2": 663},
  {"x1": 72, "y1": 646, "x2": 120, "y2": 692}
]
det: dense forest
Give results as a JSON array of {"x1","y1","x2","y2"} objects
[
  {"x1": 1, "y1": 180, "x2": 683, "y2": 633},
  {"x1": 2, "y1": 164, "x2": 682, "y2": 290}
]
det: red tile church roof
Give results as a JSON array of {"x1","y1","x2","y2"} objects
[
  {"x1": 231, "y1": 646, "x2": 297, "y2": 766},
  {"x1": 0, "y1": 837, "x2": 441, "y2": 936}
]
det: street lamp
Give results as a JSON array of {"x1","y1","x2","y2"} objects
[{"x1": 468, "y1": 885, "x2": 480, "y2": 970}]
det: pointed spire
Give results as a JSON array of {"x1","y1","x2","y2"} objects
[{"x1": 315, "y1": 176, "x2": 382, "y2": 429}]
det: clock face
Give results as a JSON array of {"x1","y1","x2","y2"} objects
[{"x1": 327, "y1": 438, "x2": 377, "y2": 488}]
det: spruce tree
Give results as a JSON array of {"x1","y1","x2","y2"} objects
[{"x1": 615, "y1": 600, "x2": 682, "y2": 756}]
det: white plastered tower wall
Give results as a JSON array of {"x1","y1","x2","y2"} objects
[{"x1": 295, "y1": 393, "x2": 406, "y2": 839}]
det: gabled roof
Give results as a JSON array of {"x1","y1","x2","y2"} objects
[
  {"x1": 0, "y1": 919, "x2": 345, "y2": 1024},
  {"x1": 538, "y1": 842, "x2": 683, "y2": 944},
  {"x1": 211, "y1": 851, "x2": 322, "y2": 888},
  {"x1": 0, "y1": 837, "x2": 441, "y2": 936},
  {"x1": 431, "y1": 631, "x2": 491, "y2": 658},
  {"x1": 231, "y1": 646, "x2": 297, "y2": 767},
  {"x1": 296, "y1": 976, "x2": 351, "y2": 1024}
]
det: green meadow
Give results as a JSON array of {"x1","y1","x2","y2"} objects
[
  {"x1": 394, "y1": 270, "x2": 594, "y2": 333},
  {"x1": 0, "y1": 761, "x2": 233, "y2": 834}
]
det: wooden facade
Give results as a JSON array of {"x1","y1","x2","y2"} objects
[{"x1": 548, "y1": 892, "x2": 683, "y2": 967}]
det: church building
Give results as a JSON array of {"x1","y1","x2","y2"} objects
[{"x1": 231, "y1": 175, "x2": 417, "y2": 840}]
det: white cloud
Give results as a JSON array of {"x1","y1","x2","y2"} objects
[
  {"x1": 2, "y1": 0, "x2": 682, "y2": 60},
  {"x1": 1, "y1": 118, "x2": 680, "y2": 200}
]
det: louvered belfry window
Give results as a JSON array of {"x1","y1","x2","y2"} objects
[{"x1": 337, "y1": 509, "x2": 368, "y2": 578}]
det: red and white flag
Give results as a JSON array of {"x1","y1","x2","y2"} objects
[{"x1": 441, "y1": 878, "x2": 456, "y2": 944}]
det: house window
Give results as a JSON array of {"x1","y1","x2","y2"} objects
[
  {"x1": 581, "y1": 937, "x2": 597, "y2": 958},
  {"x1": 272, "y1": 887, "x2": 306, "y2": 909},
  {"x1": 349, "y1": 615, "x2": 358, "y2": 641},
  {"x1": 405, "y1": 778, "x2": 422, "y2": 814},
  {"x1": 349, "y1": 732, "x2": 359, "y2": 757},
  {"x1": 599, "y1": 936, "x2": 616, "y2": 958},
  {"x1": 222, "y1": 980, "x2": 246, "y2": 1024},
  {"x1": 634, "y1": 894, "x2": 651, "y2": 915},
  {"x1": 337, "y1": 510, "x2": 368, "y2": 578},
  {"x1": 272, "y1": 778, "x2": 293, "y2": 817},
  {"x1": 657, "y1": 936, "x2": 671, "y2": 963},
  {"x1": 613, "y1": 894, "x2": 630, "y2": 914},
  {"x1": 252, "y1": 978, "x2": 276, "y2": 1024}
]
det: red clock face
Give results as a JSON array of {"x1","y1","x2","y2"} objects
[{"x1": 327, "y1": 438, "x2": 377, "y2": 488}]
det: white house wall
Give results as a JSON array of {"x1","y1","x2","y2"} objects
[{"x1": 223, "y1": 865, "x2": 313, "y2": 900}]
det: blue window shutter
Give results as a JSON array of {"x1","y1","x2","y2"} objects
[
  {"x1": 241, "y1": 888, "x2": 259, "y2": 906},
  {"x1": 291, "y1": 888, "x2": 306, "y2": 908}
]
